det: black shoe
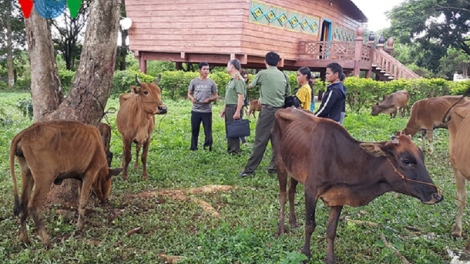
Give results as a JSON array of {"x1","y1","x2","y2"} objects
[
  {"x1": 267, "y1": 168, "x2": 277, "y2": 174},
  {"x1": 239, "y1": 171, "x2": 254, "y2": 178}
]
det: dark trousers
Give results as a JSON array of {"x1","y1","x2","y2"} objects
[
  {"x1": 190, "y1": 111, "x2": 212, "y2": 150},
  {"x1": 224, "y1": 105, "x2": 243, "y2": 154},
  {"x1": 244, "y1": 105, "x2": 281, "y2": 173}
]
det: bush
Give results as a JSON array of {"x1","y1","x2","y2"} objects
[
  {"x1": 111, "y1": 70, "x2": 157, "y2": 94},
  {"x1": 59, "y1": 69, "x2": 76, "y2": 94},
  {"x1": 15, "y1": 98, "x2": 33, "y2": 120},
  {"x1": 344, "y1": 77, "x2": 463, "y2": 113}
]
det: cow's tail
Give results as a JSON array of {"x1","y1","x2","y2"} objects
[{"x1": 10, "y1": 133, "x2": 21, "y2": 216}]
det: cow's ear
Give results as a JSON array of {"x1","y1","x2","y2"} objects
[
  {"x1": 109, "y1": 168, "x2": 123, "y2": 177},
  {"x1": 132, "y1": 86, "x2": 141, "y2": 94},
  {"x1": 360, "y1": 143, "x2": 388, "y2": 157},
  {"x1": 154, "y1": 74, "x2": 161, "y2": 85}
]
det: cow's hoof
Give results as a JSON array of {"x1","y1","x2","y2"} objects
[
  {"x1": 19, "y1": 234, "x2": 29, "y2": 244},
  {"x1": 290, "y1": 222, "x2": 299, "y2": 229},
  {"x1": 121, "y1": 175, "x2": 128, "y2": 181},
  {"x1": 452, "y1": 229, "x2": 463, "y2": 238},
  {"x1": 275, "y1": 228, "x2": 287, "y2": 237}
]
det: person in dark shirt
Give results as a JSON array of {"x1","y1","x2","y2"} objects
[
  {"x1": 315, "y1": 62, "x2": 346, "y2": 122},
  {"x1": 339, "y1": 73, "x2": 347, "y2": 125}
]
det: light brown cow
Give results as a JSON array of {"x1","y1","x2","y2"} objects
[
  {"x1": 444, "y1": 99, "x2": 470, "y2": 245},
  {"x1": 399, "y1": 96, "x2": 469, "y2": 153},
  {"x1": 247, "y1": 99, "x2": 262, "y2": 118},
  {"x1": 371, "y1": 90, "x2": 410, "y2": 118},
  {"x1": 271, "y1": 107, "x2": 442, "y2": 263},
  {"x1": 10, "y1": 120, "x2": 122, "y2": 247},
  {"x1": 116, "y1": 75, "x2": 167, "y2": 180},
  {"x1": 98, "y1": 122, "x2": 113, "y2": 166}
]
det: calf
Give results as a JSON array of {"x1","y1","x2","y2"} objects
[
  {"x1": 271, "y1": 107, "x2": 442, "y2": 263},
  {"x1": 371, "y1": 90, "x2": 409, "y2": 118},
  {"x1": 116, "y1": 75, "x2": 167, "y2": 180},
  {"x1": 10, "y1": 120, "x2": 122, "y2": 247},
  {"x1": 247, "y1": 99, "x2": 262, "y2": 118},
  {"x1": 399, "y1": 96, "x2": 469, "y2": 153}
]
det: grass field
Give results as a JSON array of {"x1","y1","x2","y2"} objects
[{"x1": 0, "y1": 92, "x2": 467, "y2": 263}]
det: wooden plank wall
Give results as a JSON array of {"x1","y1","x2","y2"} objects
[
  {"x1": 126, "y1": 0, "x2": 248, "y2": 54},
  {"x1": 241, "y1": 0, "x2": 361, "y2": 61},
  {"x1": 125, "y1": 0, "x2": 362, "y2": 62}
]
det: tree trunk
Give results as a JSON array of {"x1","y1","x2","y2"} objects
[
  {"x1": 25, "y1": 11, "x2": 63, "y2": 121},
  {"x1": 6, "y1": 0, "x2": 14, "y2": 89},
  {"x1": 25, "y1": 1, "x2": 121, "y2": 207}
]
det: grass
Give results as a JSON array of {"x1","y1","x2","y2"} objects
[{"x1": 0, "y1": 92, "x2": 467, "y2": 263}]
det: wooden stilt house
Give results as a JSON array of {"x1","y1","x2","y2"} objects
[{"x1": 124, "y1": 0, "x2": 419, "y2": 80}]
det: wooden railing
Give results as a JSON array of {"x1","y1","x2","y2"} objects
[
  {"x1": 373, "y1": 49, "x2": 419, "y2": 79},
  {"x1": 297, "y1": 40, "x2": 419, "y2": 80},
  {"x1": 298, "y1": 41, "x2": 359, "y2": 61}
]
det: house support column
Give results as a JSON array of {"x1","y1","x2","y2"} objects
[
  {"x1": 353, "y1": 26, "x2": 364, "y2": 77},
  {"x1": 366, "y1": 33, "x2": 376, "y2": 79},
  {"x1": 138, "y1": 52, "x2": 147, "y2": 74}
]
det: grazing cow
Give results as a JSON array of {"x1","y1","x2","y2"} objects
[
  {"x1": 271, "y1": 107, "x2": 442, "y2": 263},
  {"x1": 371, "y1": 90, "x2": 410, "y2": 118},
  {"x1": 9, "y1": 120, "x2": 123, "y2": 247},
  {"x1": 398, "y1": 96, "x2": 469, "y2": 153},
  {"x1": 116, "y1": 75, "x2": 167, "y2": 180},
  {"x1": 443, "y1": 99, "x2": 470, "y2": 242},
  {"x1": 98, "y1": 122, "x2": 113, "y2": 166},
  {"x1": 247, "y1": 99, "x2": 262, "y2": 118}
]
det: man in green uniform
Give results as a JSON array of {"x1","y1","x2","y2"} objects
[
  {"x1": 240, "y1": 51, "x2": 290, "y2": 177},
  {"x1": 220, "y1": 59, "x2": 246, "y2": 154}
]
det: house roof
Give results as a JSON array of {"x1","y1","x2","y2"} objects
[{"x1": 344, "y1": 0, "x2": 368, "y2": 22}]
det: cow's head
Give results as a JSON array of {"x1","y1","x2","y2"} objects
[
  {"x1": 360, "y1": 134, "x2": 443, "y2": 205},
  {"x1": 92, "y1": 167, "x2": 123, "y2": 203},
  {"x1": 134, "y1": 75, "x2": 167, "y2": 115},
  {"x1": 371, "y1": 103, "x2": 380, "y2": 116}
]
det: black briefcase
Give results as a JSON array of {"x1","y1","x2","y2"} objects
[{"x1": 227, "y1": 119, "x2": 250, "y2": 138}]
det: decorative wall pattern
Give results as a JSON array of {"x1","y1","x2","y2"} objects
[
  {"x1": 250, "y1": 0, "x2": 320, "y2": 35},
  {"x1": 333, "y1": 25, "x2": 356, "y2": 41}
]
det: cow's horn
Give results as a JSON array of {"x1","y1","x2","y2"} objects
[
  {"x1": 155, "y1": 74, "x2": 161, "y2": 86},
  {"x1": 135, "y1": 75, "x2": 142, "y2": 86}
]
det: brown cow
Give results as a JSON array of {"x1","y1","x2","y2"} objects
[
  {"x1": 271, "y1": 107, "x2": 442, "y2": 263},
  {"x1": 371, "y1": 90, "x2": 410, "y2": 118},
  {"x1": 399, "y1": 96, "x2": 469, "y2": 153},
  {"x1": 9, "y1": 120, "x2": 122, "y2": 247},
  {"x1": 98, "y1": 122, "x2": 113, "y2": 166},
  {"x1": 247, "y1": 99, "x2": 262, "y2": 118},
  {"x1": 443, "y1": 99, "x2": 470, "y2": 242},
  {"x1": 116, "y1": 75, "x2": 167, "y2": 180}
]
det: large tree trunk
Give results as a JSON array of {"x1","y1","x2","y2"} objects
[
  {"x1": 6, "y1": 0, "x2": 14, "y2": 89},
  {"x1": 25, "y1": 11, "x2": 63, "y2": 120},
  {"x1": 25, "y1": 1, "x2": 121, "y2": 207}
]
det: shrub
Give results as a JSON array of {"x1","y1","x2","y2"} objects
[
  {"x1": 15, "y1": 98, "x2": 33, "y2": 120},
  {"x1": 59, "y1": 69, "x2": 76, "y2": 94}
]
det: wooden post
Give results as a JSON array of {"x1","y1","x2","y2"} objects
[
  {"x1": 366, "y1": 31, "x2": 376, "y2": 79},
  {"x1": 353, "y1": 26, "x2": 364, "y2": 77},
  {"x1": 175, "y1": 62, "x2": 183, "y2": 70},
  {"x1": 139, "y1": 55, "x2": 147, "y2": 74},
  {"x1": 386, "y1": 37, "x2": 394, "y2": 56}
]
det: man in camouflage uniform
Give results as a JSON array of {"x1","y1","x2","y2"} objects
[
  {"x1": 240, "y1": 51, "x2": 290, "y2": 177},
  {"x1": 220, "y1": 59, "x2": 246, "y2": 154}
]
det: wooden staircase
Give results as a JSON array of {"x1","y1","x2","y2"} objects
[{"x1": 372, "y1": 49, "x2": 419, "y2": 81}]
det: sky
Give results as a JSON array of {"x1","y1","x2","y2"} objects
[{"x1": 351, "y1": 0, "x2": 407, "y2": 32}]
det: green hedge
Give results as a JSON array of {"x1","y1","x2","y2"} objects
[
  {"x1": 50, "y1": 69, "x2": 470, "y2": 110},
  {"x1": 344, "y1": 77, "x2": 470, "y2": 113}
]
